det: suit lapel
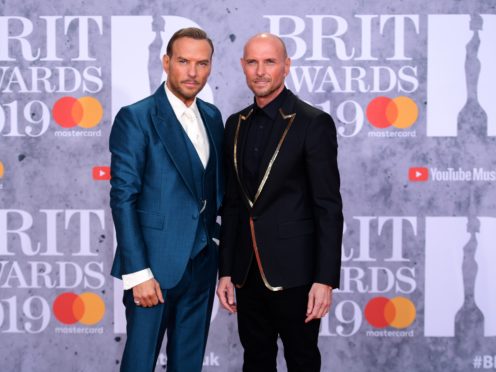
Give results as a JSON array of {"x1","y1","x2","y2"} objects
[
  {"x1": 253, "y1": 92, "x2": 297, "y2": 205},
  {"x1": 197, "y1": 99, "x2": 225, "y2": 209},
  {"x1": 151, "y1": 84, "x2": 196, "y2": 199},
  {"x1": 233, "y1": 92, "x2": 298, "y2": 209},
  {"x1": 233, "y1": 107, "x2": 255, "y2": 209},
  {"x1": 237, "y1": 107, "x2": 253, "y2": 189},
  {"x1": 197, "y1": 99, "x2": 217, "y2": 169}
]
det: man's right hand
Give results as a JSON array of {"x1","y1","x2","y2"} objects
[
  {"x1": 132, "y1": 278, "x2": 164, "y2": 307},
  {"x1": 216, "y1": 276, "x2": 237, "y2": 313}
]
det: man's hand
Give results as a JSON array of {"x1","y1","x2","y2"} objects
[
  {"x1": 216, "y1": 276, "x2": 237, "y2": 313},
  {"x1": 132, "y1": 278, "x2": 164, "y2": 308},
  {"x1": 305, "y1": 283, "x2": 333, "y2": 323}
]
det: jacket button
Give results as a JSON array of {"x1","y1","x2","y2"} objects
[{"x1": 192, "y1": 213, "x2": 199, "y2": 219}]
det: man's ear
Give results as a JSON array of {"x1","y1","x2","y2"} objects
[
  {"x1": 284, "y1": 57, "x2": 291, "y2": 77},
  {"x1": 162, "y1": 54, "x2": 170, "y2": 74}
]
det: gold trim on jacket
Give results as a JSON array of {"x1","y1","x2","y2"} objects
[{"x1": 233, "y1": 108, "x2": 296, "y2": 291}]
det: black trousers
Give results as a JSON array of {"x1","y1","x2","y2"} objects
[{"x1": 236, "y1": 263, "x2": 321, "y2": 372}]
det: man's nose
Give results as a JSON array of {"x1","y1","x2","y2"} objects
[
  {"x1": 187, "y1": 64, "x2": 197, "y2": 77},
  {"x1": 256, "y1": 64, "x2": 265, "y2": 76}
]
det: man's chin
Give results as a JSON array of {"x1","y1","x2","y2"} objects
[
  {"x1": 179, "y1": 88, "x2": 200, "y2": 100},
  {"x1": 253, "y1": 89, "x2": 273, "y2": 98}
]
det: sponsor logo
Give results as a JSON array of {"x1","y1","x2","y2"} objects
[
  {"x1": 365, "y1": 96, "x2": 418, "y2": 138},
  {"x1": 430, "y1": 167, "x2": 496, "y2": 182},
  {"x1": 408, "y1": 167, "x2": 496, "y2": 182},
  {"x1": 0, "y1": 209, "x2": 106, "y2": 334},
  {"x1": 268, "y1": 15, "x2": 421, "y2": 138},
  {"x1": 409, "y1": 167, "x2": 429, "y2": 182},
  {"x1": 52, "y1": 96, "x2": 103, "y2": 129},
  {"x1": 365, "y1": 296, "x2": 416, "y2": 329},
  {"x1": 0, "y1": 16, "x2": 104, "y2": 138},
  {"x1": 92, "y1": 166, "x2": 111, "y2": 181},
  {"x1": 53, "y1": 292, "x2": 105, "y2": 325},
  {"x1": 367, "y1": 96, "x2": 418, "y2": 129}
]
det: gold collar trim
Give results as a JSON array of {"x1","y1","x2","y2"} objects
[{"x1": 233, "y1": 108, "x2": 296, "y2": 208}]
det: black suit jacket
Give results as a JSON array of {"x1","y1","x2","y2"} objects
[{"x1": 219, "y1": 89, "x2": 343, "y2": 290}]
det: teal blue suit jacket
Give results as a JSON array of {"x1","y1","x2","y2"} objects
[{"x1": 109, "y1": 83, "x2": 224, "y2": 289}]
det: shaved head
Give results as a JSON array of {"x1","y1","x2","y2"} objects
[{"x1": 243, "y1": 33, "x2": 288, "y2": 59}]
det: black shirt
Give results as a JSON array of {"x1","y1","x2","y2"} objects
[{"x1": 243, "y1": 87, "x2": 289, "y2": 199}]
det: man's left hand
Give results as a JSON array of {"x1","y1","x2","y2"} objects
[{"x1": 305, "y1": 283, "x2": 333, "y2": 323}]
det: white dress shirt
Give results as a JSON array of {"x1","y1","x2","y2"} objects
[
  {"x1": 121, "y1": 84, "x2": 211, "y2": 290},
  {"x1": 166, "y1": 84, "x2": 210, "y2": 168}
]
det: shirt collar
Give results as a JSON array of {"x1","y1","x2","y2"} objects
[
  {"x1": 164, "y1": 83, "x2": 199, "y2": 118},
  {"x1": 253, "y1": 86, "x2": 288, "y2": 120}
]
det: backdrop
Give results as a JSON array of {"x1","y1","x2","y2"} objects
[{"x1": 1, "y1": 0, "x2": 495, "y2": 371}]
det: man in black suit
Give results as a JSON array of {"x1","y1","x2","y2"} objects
[{"x1": 217, "y1": 33, "x2": 343, "y2": 371}]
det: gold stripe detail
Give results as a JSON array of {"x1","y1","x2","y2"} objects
[
  {"x1": 253, "y1": 109, "x2": 296, "y2": 204},
  {"x1": 234, "y1": 255, "x2": 253, "y2": 289},
  {"x1": 249, "y1": 217, "x2": 283, "y2": 291},
  {"x1": 233, "y1": 109, "x2": 254, "y2": 208},
  {"x1": 233, "y1": 108, "x2": 296, "y2": 208},
  {"x1": 232, "y1": 108, "x2": 296, "y2": 291}
]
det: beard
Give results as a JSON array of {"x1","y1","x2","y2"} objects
[
  {"x1": 250, "y1": 79, "x2": 283, "y2": 98},
  {"x1": 168, "y1": 78, "x2": 204, "y2": 102}
]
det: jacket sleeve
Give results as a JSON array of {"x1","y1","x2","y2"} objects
[
  {"x1": 219, "y1": 115, "x2": 242, "y2": 277},
  {"x1": 304, "y1": 112, "x2": 343, "y2": 288},
  {"x1": 109, "y1": 106, "x2": 149, "y2": 275}
]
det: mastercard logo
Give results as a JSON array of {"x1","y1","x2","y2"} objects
[
  {"x1": 364, "y1": 296, "x2": 416, "y2": 329},
  {"x1": 366, "y1": 96, "x2": 418, "y2": 129},
  {"x1": 0, "y1": 161, "x2": 4, "y2": 178},
  {"x1": 52, "y1": 96, "x2": 103, "y2": 128},
  {"x1": 53, "y1": 292, "x2": 105, "y2": 325}
]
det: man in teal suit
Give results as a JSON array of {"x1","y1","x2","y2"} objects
[{"x1": 109, "y1": 28, "x2": 224, "y2": 372}]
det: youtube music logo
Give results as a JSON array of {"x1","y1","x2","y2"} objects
[
  {"x1": 409, "y1": 167, "x2": 429, "y2": 182},
  {"x1": 92, "y1": 166, "x2": 111, "y2": 181}
]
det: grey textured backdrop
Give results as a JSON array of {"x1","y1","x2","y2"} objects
[{"x1": 0, "y1": 0, "x2": 495, "y2": 371}]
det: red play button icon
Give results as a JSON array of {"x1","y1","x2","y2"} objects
[
  {"x1": 409, "y1": 167, "x2": 428, "y2": 182},
  {"x1": 92, "y1": 166, "x2": 111, "y2": 181}
]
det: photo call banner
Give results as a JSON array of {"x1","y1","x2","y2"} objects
[{"x1": 0, "y1": 0, "x2": 495, "y2": 371}]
